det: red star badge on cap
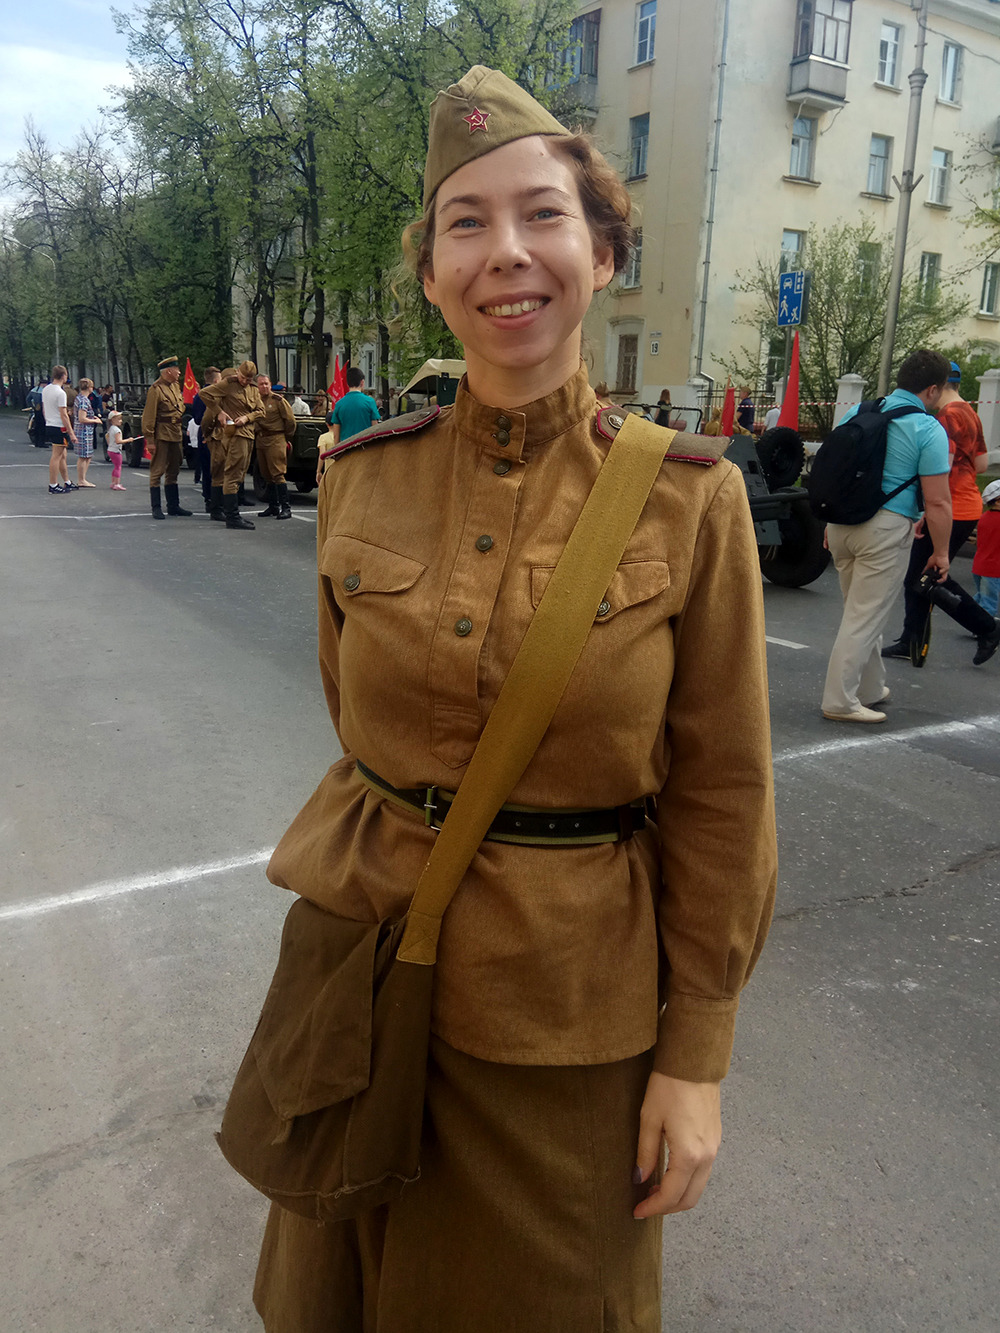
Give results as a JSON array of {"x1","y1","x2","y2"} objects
[{"x1": 463, "y1": 107, "x2": 490, "y2": 134}]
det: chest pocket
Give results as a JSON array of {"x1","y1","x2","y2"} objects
[
  {"x1": 321, "y1": 533, "x2": 427, "y2": 602},
  {"x1": 530, "y1": 559, "x2": 670, "y2": 621}
]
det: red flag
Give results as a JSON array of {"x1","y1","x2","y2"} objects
[
  {"x1": 335, "y1": 358, "x2": 348, "y2": 400},
  {"x1": 328, "y1": 356, "x2": 342, "y2": 404},
  {"x1": 719, "y1": 378, "x2": 735, "y2": 436},
  {"x1": 182, "y1": 357, "x2": 199, "y2": 405},
  {"x1": 776, "y1": 332, "x2": 800, "y2": 430}
]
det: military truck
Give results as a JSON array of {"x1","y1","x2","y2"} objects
[{"x1": 619, "y1": 403, "x2": 829, "y2": 589}]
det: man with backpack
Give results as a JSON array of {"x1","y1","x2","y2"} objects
[
  {"x1": 814, "y1": 350, "x2": 952, "y2": 723},
  {"x1": 880, "y1": 361, "x2": 999, "y2": 667}
]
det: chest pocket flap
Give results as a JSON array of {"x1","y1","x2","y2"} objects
[
  {"x1": 531, "y1": 559, "x2": 670, "y2": 621},
  {"x1": 321, "y1": 533, "x2": 427, "y2": 596}
]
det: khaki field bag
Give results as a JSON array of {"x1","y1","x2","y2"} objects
[{"x1": 215, "y1": 414, "x2": 674, "y2": 1222}]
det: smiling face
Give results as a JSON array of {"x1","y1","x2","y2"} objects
[
  {"x1": 423, "y1": 136, "x2": 615, "y2": 407},
  {"x1": 257, "y1": 375, "x2": 271, "y2": 398}
]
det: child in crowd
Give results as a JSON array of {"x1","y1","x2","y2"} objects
[
  {"x1": 973, "y1": 479, "x2": 1000, "y2": 616},
  {"x1": 106, "y1": 412, "x2": 137, "y2": 491}
]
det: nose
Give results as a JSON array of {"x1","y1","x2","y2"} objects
[{"x1": 486, "y1": 216, "x2": 531, "y2": 272}]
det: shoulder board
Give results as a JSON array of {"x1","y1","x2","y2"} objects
[
  {"x1": 593, "y1": 407, "x2": 730, "y2": 466},
  {"x1": 322, "y1": 406, "x2": 442, "y2": 460}
]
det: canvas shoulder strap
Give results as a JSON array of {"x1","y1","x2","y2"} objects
[{"x1": 398, "y1": 416, "x2": 674, "y2": 965}]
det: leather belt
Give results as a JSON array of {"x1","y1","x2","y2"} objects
[{"x1": 355, "y1": 760, "x2": 649, "y2": 847}]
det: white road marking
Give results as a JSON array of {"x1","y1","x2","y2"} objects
[
  {"x1": 0, "y1": 850, "x2": 273, "y2": 924},
  {"x1": 291, "y1": 512, "x2": 317, "y2": 522},
  {"x1": 773, "y1": 713, "x2": 1000, "y2": 764},
  {"x1": 0, "y1": 462, "x2": 50, "y2": 467},
  {"x1": 1, "y1": 512, "x2": 170, "y2": 521},
  {"x1": 766, "y1": 635, "x2": 808, "y2": 650}
]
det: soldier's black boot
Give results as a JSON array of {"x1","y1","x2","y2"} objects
[
  {"x1": 257, "y1": 483, "x2": 279, "y2": 518},
  {"x1": 275, "y1": 482, "x2": 292, "y2": 520},
  {"x1": 150, "y1": 486, "x2": 166, "y2": 520},
  {"x1": 164, "y1": 483, "x2": 192, "y2": 516},
  {"x1": 237, "y1": 483, "x2": 254, "y2": 507},
  {"x1": 223, "y1": 493, "x2": 255, "y2": 530},
  {"x1": 209, "y1": 486, "x2": 225, "y2": 521}
]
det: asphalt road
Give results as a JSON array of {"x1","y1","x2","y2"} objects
[{"x1": 1, "y1": 408, "x2": 997, "y2": 1333}]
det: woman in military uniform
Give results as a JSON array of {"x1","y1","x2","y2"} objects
[{"x1": 249, "y1": 67, "x2": 776, "y2": 1332}]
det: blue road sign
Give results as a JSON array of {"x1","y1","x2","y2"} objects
[{"x1": 778, "y1": 271, "x2": 808, "y2": 327}]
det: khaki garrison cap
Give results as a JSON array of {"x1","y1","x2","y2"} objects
[
  {"x1": 157, "y1": 355, "x2": 179, "y2": 369},
  {"x1": 423, "y1": 65, "x2": 572, "y2": 211}
]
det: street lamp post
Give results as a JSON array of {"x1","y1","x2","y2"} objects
[
  {"x1": 0, "y1": 233, "x2": 59, "y2": 366},
  {"x1": 876, "y1": 0, "x2": 929, "y2": 396}
]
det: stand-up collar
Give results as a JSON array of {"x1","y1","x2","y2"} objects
[{"x1": 452, "y1": 364, "x2": 597, "y2": 457}]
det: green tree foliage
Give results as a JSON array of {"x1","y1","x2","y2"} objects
[
  {"x1": 1, "y1": 0, "x2": 582, "y2": 397},
  {"x1": 727, "y1": 217, "x2": 969, "y2": 434}
]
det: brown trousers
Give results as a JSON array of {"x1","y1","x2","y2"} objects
[
  {"x1": 256, "y1": 436, "x2": 288, "y2": 485},
  {"x1": 149, "y1": 437, "x2": 182, "y2": 487},
  {"x1": 223, "y1": 432, "x2": 253, "y2": 495},
  {"x1": 209, "y1": 433, "x2": 226, "y2": 487},
  {"x1": 253, "y1": 1038, "x2": 662, "y2": 1333}
]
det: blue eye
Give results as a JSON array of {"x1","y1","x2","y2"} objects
[
  {"x1": 452, "y1": 217, "x2": 480, "y2": 229},
  {"x1": 534, "y1": 208, "x2": 559, "y2": 220}
]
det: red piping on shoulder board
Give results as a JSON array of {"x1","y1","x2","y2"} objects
[
  {"x1": 593, "y1": 407, "x2": 720, "y2": 466},
  {"x1": 321, "y1": 406, "x2": 442, "y2": 460}
]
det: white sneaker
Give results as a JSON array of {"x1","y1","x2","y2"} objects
[
  {"x1": 822, "y1": 706, "x2": 887, "y2": 724},
  {"x1": 862, "y1": 687, "x2": 891, "y2": 707}
]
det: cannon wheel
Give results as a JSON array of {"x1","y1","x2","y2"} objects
[{"x1": 759, "y1": 502, "x2": 831, "y2": 588}]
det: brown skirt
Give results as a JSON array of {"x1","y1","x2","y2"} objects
[{"x1": 253, "y1": 1037, "x2": 663, "y2": 1332}]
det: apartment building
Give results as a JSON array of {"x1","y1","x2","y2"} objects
[{"x1": 574, "y1": 0, "x2": 1000, "y2": 405}]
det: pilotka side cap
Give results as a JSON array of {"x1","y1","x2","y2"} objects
[{"x1": 422, "y1": 65, "x2": 572, "y2": 211}]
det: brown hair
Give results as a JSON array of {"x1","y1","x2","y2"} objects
[
  {"x1": 78, "y1": 378, "x2": 93, "y2": 391},
  {"x1": 402, "y1": 132, "x2": 635, "y2": 281},
  {"x1": 896, "y1": 349, "x2": 950, "y2": 394}
]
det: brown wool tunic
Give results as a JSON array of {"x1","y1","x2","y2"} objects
[
  {"x1": 198, "y1": 376, "x2": 265, "y2": 438},
  {"x1": 141, "y1": 377, "x2": 184, "y2": 442},
  {"x1": 268, "y1": 365, "x2": 777, "y2": 1083},
  {"x1": 256, "y1": 393, "x2": 296, "y2": 447}
]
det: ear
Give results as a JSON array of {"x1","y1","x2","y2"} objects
[
  {"x1": 422, "y1": 264, "x2": 439, "y2": 307},
  {"x1": 592, "y1": 241, "x2": 615, "y2": 293}
]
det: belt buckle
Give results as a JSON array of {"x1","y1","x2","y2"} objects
[{"x1": 423, "y1": 786, "x2": 439, "y2": 828}]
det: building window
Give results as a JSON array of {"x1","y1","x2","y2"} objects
[
  {"x1": 867, "y1": 134, "x2": 892, "y2": 195},
  {"x1": 928, "y1": 148, "x2": 951, "y2": 205},
  {"x1": 616, "y1": 333, "x2": 639, "y2": 392},
  {"x1": 919, "y1": 252, "x2": 941, "y2": 300},
  {"x1": 565, "y1": 10, "x2": 601, "y2": 80},
  {"x1": 628, "y1": 114, "x2": 649, "y2": 178},
  {"x1": 635, "y1": 0, "x2": 656, "y2": 64},
  {"x1": 858, "y1": 241, "x2": 881, "y2": 294},
  {"x1": 795, "y1": 0, "x2": 852, "y2": 65},
  {"x1": 621, "y1": 230, "x2": 643, "y2": 289},
  {"x1": 789, "y1": 117, "x2": 815, "y2": 179},
  {"x1": 940, "y1": 42, "x2": 962, "y2": 102},
  {"x1": 981, "y1": 263, "x2": 1000, "y2": 316},
  {"x1": 780, "y1": 229, "x2": 805, "y2": 272},
  {"x1": 878, "y1": 22, "x2": 900, "y2": 84}
]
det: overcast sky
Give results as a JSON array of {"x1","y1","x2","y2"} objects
[{"x1": 1, "y1": 0, "x2": 134, "y2": 184}]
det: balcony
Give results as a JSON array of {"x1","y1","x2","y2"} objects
[{"x1": 787, "y1": 55, "x2": 848, "y2": 110}]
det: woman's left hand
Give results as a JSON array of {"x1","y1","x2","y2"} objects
[{"x1": 633, "y1": 1072, "x2": 721, "y2": 1219}]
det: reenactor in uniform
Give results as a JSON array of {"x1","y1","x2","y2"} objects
[
  {"x1": 197, "y1": 360, "x2": 265, "y2": 530},
  {"x1": 141, "y1": 355, "x2": 191, "y2": 520},
  {"x1": 254, "y1": 374, "x2": 295, "y2": 520}
]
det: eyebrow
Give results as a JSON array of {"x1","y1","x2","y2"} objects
[{"x1": 437, "y1": 185, "x2": 575, "y2": 213}]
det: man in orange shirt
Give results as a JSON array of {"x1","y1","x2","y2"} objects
[{"x1": 883, "y1": 361, "x2": 999, "y2": 665}]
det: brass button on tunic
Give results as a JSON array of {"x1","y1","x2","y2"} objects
[{"x1": 268, "y1": 365, "x2": 776, "y2": 1082}]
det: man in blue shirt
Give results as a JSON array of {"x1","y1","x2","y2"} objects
[
  {"x1": 822, "y1": 350, "x2": 953, "y2": 724},
  {"x1": 316, "y1": 368, "x2": 380, "y2": 484}
]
